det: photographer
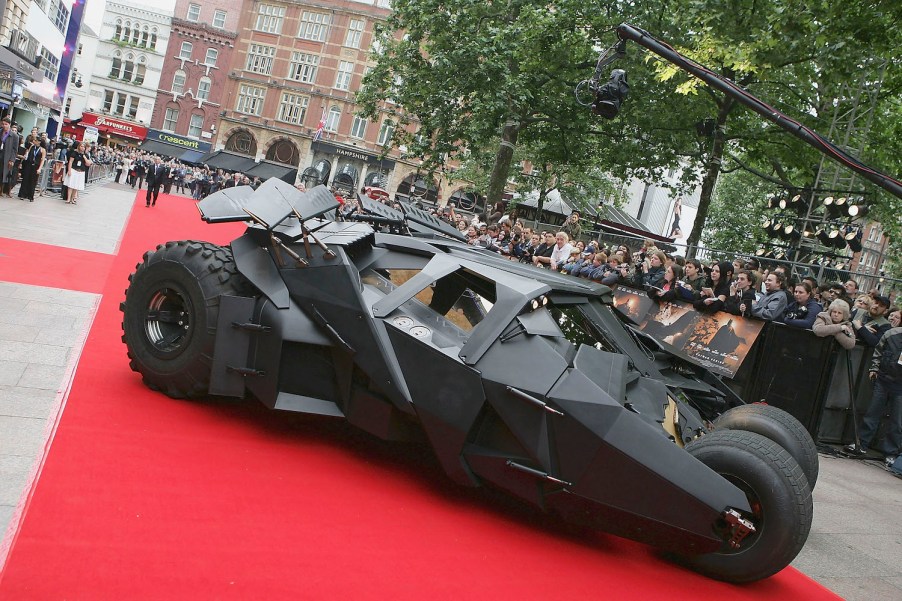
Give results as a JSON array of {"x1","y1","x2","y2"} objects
[{"x1": 778, "y1": 281, "x2": 821, "y2": 329}]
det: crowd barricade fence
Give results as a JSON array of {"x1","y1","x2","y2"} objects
[{"x1": 612, "y1": 284, "x2": 886, "y2": 445}]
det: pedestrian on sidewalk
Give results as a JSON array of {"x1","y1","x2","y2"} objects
[
  {"x1": 63, "y1": 141, "x2": 91, "y2": 205},
  {"x1": 17, "y1": 135, "x2": 45, "y2": 202},
  {"x1": 0, "y1": 117, "x2": 20, "y2": 197}
]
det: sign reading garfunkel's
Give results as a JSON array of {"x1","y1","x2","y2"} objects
[
  {"x1": 612, "y1": 286, "x2": 765, "y2": 378},
  {"x1": 80, "y1": 113, "x2": 148, "y2": 140}
]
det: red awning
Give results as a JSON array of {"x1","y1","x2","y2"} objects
[{"x1": 79, "y1": 112, "x2": 148, "y2": 140}]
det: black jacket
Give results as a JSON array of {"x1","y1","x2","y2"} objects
[{"x1": 870, "y1": 327, "x2": 902, "y2": 382}]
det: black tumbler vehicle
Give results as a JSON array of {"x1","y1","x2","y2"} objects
[{"x1": 121, "y1": 180, "x2": 816, "y2": 583}]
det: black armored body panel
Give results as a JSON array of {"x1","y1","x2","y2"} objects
[{"x1": 121, "y1": 181, "x2": 815, "y2": 583}]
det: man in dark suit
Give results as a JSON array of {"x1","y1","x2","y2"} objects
[
  {"x1": 145, "y1": 156, "x2": 169, "y2": 207},
  {"x1": 0, "y1": 117, "x2": 21, "y2": 197}
]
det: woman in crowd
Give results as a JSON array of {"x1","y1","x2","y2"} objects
[
  {"x1": 17, "y1": 135, "x2": 45, "y2": 202},
  {"x1": 637, "y1": 250, "x2": 667, "y2": 289},
  {"x1": 694, "y1": 261, "x2": 733, "y2": 313},
  {"x1": 724, "y1": 269, "x2": 758, "y2": 317},
  {"x1": 812, "y1": 299, "x2": 857, "y2": 350},
  {"x1": 779, "y1": 281, "x2": 822, "y2": 329},
  {"x1": 851, "y1": 294, "x2": 873, "y2": 321},
  {"x1": 63, "y1": 141, "x2": 91, "y2": 205},
  {"x1": 647, "y1": 263, "x2": 684, "y2": 301},
  {"x1": 889, "y1": 306, "x2": 901, "y2": 329}
]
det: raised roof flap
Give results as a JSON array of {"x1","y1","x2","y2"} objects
[{"x1": 399, "y1": 201, "x2": 467, "y2": 241}]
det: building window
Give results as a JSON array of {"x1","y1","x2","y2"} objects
[
  {"x1": 103, "y1": 90, "x2": 114, "y2": 112},
  {"x1": 288, "y1": 52, "x2": 319, "y2": 84},
  {"x1": 345, "y1": 19, "x2": 364, "y2": 48},
  {"x1": 236, "y1": 84, "x2": 266, "y2": 115},
  {"x1": 150, "y1": 30, "x2": 157, "y2": 50},
  {"x1": 134, "y1": 64, "x2": 146, "y2": 85},
  {"x1": 115, "y1": 93, "x2": 127, "y2": 115},
  {"x1": 49, "y1": 0, "x2": 68, "y2": 33},
  {"x1": 40, "y1": 48, "x2": 60, "y2": 81},
  {"x1": 325, "y1": 105, "x2": 341, "y2": 132},
  {"x1": 299, "y1": 11, "x2": 330, "y2": 42},
  {"x1": 350, "y1": 115, "x2": 367, "y2": 139},
  {"x1": 163, "y1": 107, "x2": 179, "y2": 131},
  {"x1": 213, "y1": 10, "x2": 227, "y2": 29},
  {"x1": 205, "y1": 48, "x2": 219, "y2": 67},
  {"x1": 197, "y1": 77, "x2": 211, "y2": 100},
  {"x1": 246, "y1": 44, "x2": 276, "y2": 75},
  {"x1": 188, "y1": 113, "x2": 204, "y2": 137},
  {"x1": 255, "y1": 4, "x2": 285, "y2": 34},
  {"x1": 109, "y1": 57, "x2": 122, "y2": 78},
  {"x1": 334, "y1": 61, "x2": 353, "y2": 91},
  {"x1": 186, "y1": 3, "x2": 200, "y2": 22},
  {"x1": 377, "y1": 119, "x2": 395, "y2": 146},
  {"x1": 122, "y1": 60, "x2": 134, "y2": 81},
  {"x1": 128, "y1": 97, "x2": 139, "y2": 119},
  {"x1": 277, "y1": 92, "x2": 308, "y2": 125},
  {"x1": 172, "y1": 70, "x2": 186, "y2": 94},
  {"x1": 179, "y1": 41, "x2": 193, "y2": 59}
]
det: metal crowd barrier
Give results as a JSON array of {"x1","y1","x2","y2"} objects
[{"x1": 39, "y1": 160, "x2": 115, "y2": 197}]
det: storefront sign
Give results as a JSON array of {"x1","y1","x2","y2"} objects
[
  {"x1": 312, "y1": 141, "x2": 395, "y2": 169},
  {"x1": 0, "y1": 47, "x2": 42, "y2": 82},
  {"x1": 80, "y1": 112, "x2": 148, "y2": 140},
  {"x1": 145, "y1": 129, "x2": 211, "y2": 153}
]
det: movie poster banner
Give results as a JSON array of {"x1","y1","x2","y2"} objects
[{"x1": 612, "y1": 286, "x2": 765, "y2": 378}]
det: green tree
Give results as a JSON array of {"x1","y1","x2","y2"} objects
[{"x1": 702, "y1": 169, "x2": 771, "y2": 257}]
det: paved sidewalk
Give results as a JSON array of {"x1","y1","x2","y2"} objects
[{"x1": 0, "y1": 179, "x2": 900, "y2": 599}]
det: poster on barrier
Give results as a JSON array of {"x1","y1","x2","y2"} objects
[
  {"x1": 51, "y1": 160, "x2": 66, "y2": 187},
  {"x1": 613, "y1": 286, "x2": 765, "y2": 378}
]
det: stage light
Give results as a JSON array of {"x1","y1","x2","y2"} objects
[
  {"x1": 846, "y1": 228, "x2": 863, "y2": 252},
  {"x1": 848, "y1": 204, "x2": 869, "y2": 218},
  {"x1": 817, "y1": 227, "x2": 831, "y2": 245},
  {"x1": 827, "y1": 228, "x2": 846, "y2": 248},
  {"x1": 783, "y1": 224, "x2": 801, "y2": 240}
]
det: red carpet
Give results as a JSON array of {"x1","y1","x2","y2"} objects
[
  {"x1": 0, "y1": 191, "x2": 841, "y2": 599},
  {"x1": 0, "y1": 237, "x2": 114, "y2": 293}
]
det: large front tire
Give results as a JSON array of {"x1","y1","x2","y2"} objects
[
  {"x1": 681, "y1": 430, "x2": 812, "y2": 583},
  {"x1": 713, "y1": 403, "x2": 819, "y2": 490},
  {"x1": 120, "y1": 240, "x2": 247, "y2": 399}
]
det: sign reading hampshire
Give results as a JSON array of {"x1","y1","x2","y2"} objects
[{"x1": 311, "y1": 141, "x2": 395, "y2": 168}]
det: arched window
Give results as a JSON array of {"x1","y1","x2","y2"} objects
[
  {"x1": 115, "y1": 19, "x2": 122, "y2": 39},
  {"x1": 225, "y1": 131, "x2": 257, "y2": 156},
  {"x1": 188, "y1": 113, "x2": 205, "y2": 138},
  {"x1": 197, "y1": 77, "x2": 211, "y2": 100},
  {"x1": 131, "y1": 24, "x2": 140, "y2": 45},
  {"x1": 150, "y1": 29, "x2": 158, "y2": 50},
  {"x1": 122, "y1": 22, "x2": 131, "y2": 42},
  {"x1": 123, "y1": 60, "x2": 134, "y2": 81},
  {"x1": 204, "y1": 48, "x2": 218, "y2": 67},
  {"x1": 172, "y1": 70, "x2": 186, "y2": 94},
  {"x1": 141, "y1": 27, "x2": 148, "y2": 47},
  {"x1": 109, "y1": 57, "x2": 122, "y2": 78},
  {"x1": 265, "y1": 139, "x2": 299, "y2": 166},
  {"x1": 134, "y1": 64, "x2": 146, "y2": 85},
  {"x1": 325, "y1": 105, "x2": 341, "y2": 132},
  {"x1": 179, "y1": 42, "x2": 193, "y2": 59}
]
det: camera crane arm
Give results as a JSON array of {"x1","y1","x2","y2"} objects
[{"x1": 598, "y1": 23, "x2": 902, "y2": 200}]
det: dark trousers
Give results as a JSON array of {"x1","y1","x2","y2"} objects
[
  {"x1": 115, "y1": 168, "x2": 123, "y2": 183},
  {"x1": 146, "y1": 182, "x2": 162, "y2": 205},
  {"x1": 860, "y1": 377, "x2": 902, "y2": 456}
]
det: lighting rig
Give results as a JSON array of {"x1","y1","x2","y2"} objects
[{"x1": 755, "y1": 190, "x2": 870, "y2": 276}]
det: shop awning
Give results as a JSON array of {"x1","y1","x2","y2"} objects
[
  {"x1": 202, "y1": 150, "x2": 257, "y2": 172},
  {"x1": 178, "y1": 149, "x2": 206, "y2": 164},
  {"x1": 245, "y1": 161, "x2": 297, "y2": 183},
  {"x1": 139, "y1": 140, "x2": 182, "y2": 158}
]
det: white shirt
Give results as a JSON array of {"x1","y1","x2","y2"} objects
[{"x1": 550, "y1": 243, "x2": 574, "y2": 268}]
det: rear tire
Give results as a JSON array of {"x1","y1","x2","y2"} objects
[
  {"x1": 681, "y1": 430, "x2": 812, "y2": 583},
  {"x1": 714, "y1": 403, "x2": 819, "y2": 489},
  {"x1": 120, "y1": 240, "x2": 248, "y2": 399}
]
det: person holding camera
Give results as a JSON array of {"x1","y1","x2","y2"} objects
[
  {"x1": 778, "y1": 281, "x2": 821, "y2": 329},
  {"x1": 694, "y1": 261, "x2": 733, "y2": 313}
]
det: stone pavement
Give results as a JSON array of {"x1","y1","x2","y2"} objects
[{"x1": 0, "y1": 178, "x2": 900, "y2": 599}]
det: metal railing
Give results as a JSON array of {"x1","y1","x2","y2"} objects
[{"x1": 38, "y1": 160, "x2": 116, "y2": 196}]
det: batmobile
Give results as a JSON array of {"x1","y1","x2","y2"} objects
[{"x1": 120, "y1": 180, "x2": 815, "y2": 583}]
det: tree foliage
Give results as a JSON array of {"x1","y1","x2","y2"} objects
[{"x1": 358, "y1": 0, "x2": 902, "y2": 271}]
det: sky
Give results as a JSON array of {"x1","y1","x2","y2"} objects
[{"x1": 83, "y1": 0, "x2": 178, "y2": 32}]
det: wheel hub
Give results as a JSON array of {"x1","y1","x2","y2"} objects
[{"x1": 144, "y1": 287, "x2": 192, "y2": 353}]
